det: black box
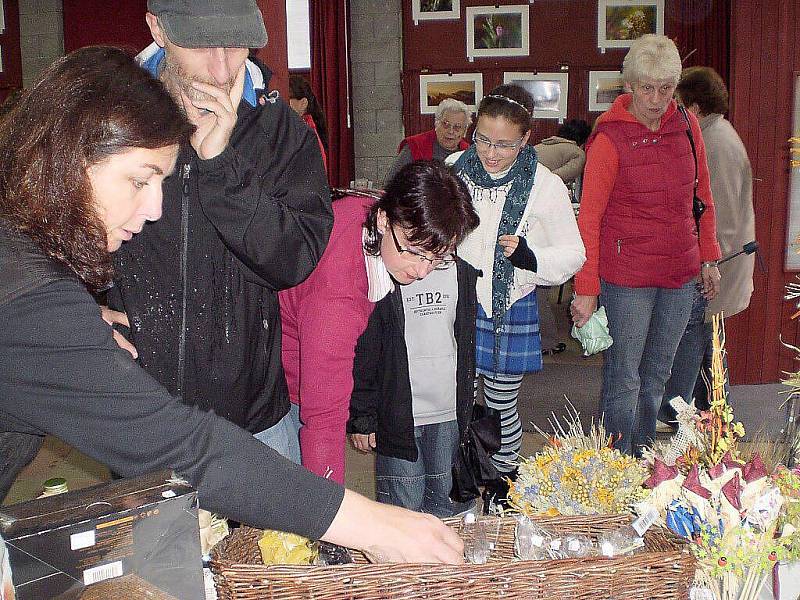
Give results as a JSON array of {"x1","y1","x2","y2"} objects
[{"x1": 0, "y1": 470, "x2": 204, "y2": 599}]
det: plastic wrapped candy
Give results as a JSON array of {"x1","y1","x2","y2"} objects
[
  {"x1": 313, "y1": 541, "x2": 354, "y2": 566},
  {"x1": 571, "y1": 306, "x2": 613, "y2": 356},
  {"x1": 514, "y1": 516, "x2": 552, "y2": 561},
  {"x1": 561, "y1": 534, "x2": 593, "y2": 558},
  {"x1": 258, "y1": 530, "x2": 317, "y2": 565},
  {"x1": 461, "y1": 512, "x2": 490, "y2": 564},
  {"x1": 597, "y1": 525, "x2": 645, "y2": 557}
]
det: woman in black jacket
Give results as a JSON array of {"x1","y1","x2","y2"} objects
[
  {"x1": 0, "y1": 46, "x2": 462, "y2": 564},
  {"x1": 348, "y1": 256, "x2": 480, "y2": 516}
]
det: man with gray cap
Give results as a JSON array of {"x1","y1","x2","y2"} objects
[{"x1": 105, "y1": 0, "x2": 331, "y2": 461}]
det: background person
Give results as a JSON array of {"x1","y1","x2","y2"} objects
[
  {"x1": 570, "y1": 35, "x2": 722, "y2": 457},
  {"x1": 660, "y1": 66, "x2": 755, "y2": 419},
  {"x1": 288, "y1": 74, "x2": 329, "y2": 172},
  {"x1": 384, "y1": 98, "x2": 471, "y2": 185},
  {"x1": 105, "y1": 0, "x2": 332, "y2": 464},
  {"x1": 448, "y1": 84, "x2": 585, "y2": 507},
  {"x1": 0, "y1": 47, "x2": 462, "y2": 564},
  {"x1": 279, "y1": 161, "x2": 479, "y2": 485}
]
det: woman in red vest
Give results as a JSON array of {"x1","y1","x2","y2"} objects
[
  {"x1": 384, "y1": 98, "x2": 471, "y2": 185},
  {"x1": 570, "y1": 35, "x2": 722, "y2": 457}
]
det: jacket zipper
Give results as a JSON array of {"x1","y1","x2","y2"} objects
[
  {"x1": 177, "y1": 163, "x2": 191, "y2": 397},
  {"x1": 617, "y1": 239, "x2": 622, "y2": 254}
]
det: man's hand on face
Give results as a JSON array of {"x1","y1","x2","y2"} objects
[{"x1": 181, "y1": 63, "x2": 247, "y2": 160}]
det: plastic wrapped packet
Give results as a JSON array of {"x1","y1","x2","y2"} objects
[
  {"x1": 514, "y1": 516, "x2": 552, "y2": 561},
  {"x1": 597, "y1": 525, "x2": 645, "y2": 558},
  {"x1": 571, "y1": 306, "x2": 613, "y2": 356},
  {"x1": 258, "y1": 530, "x2": 317, "y2": 565},
  {"x1": 313, "y1": 542, "x2": 354, "y2": 566},
  {"x1": 562, "y1": 534, "x2": 593, "y2": 558},
  {"x1": 461, "y1": 512, "x2": 490, "y2": 564}
]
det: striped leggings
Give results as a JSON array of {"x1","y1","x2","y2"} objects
[{"x1": 475, "y1": 373, "x2": 524, "y2": 474}]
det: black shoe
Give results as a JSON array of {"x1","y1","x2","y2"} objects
[
  {"x1": 481, "y1": 469, "x2": 517, "y2": 514},
  {"x1": 542, "y1": 343, "x2": 567, "y2": 356}
]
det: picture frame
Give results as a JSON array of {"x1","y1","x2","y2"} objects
[
  {"x1": 597, "y1": 0, "x2": 664, "y2": 51},
  {"x1": 466, "y1": 5, "x2": 529, "y2": 61},
  {"x1": 588, "y1": 70, "x2": 626, "y2": 112},
  {"x1": 419, "y1": 73, "x2": 483, "y2": 115},
  {"x1": 503, "y1": 72, "x2": 568, "y2": 120},
  {"x1": 412, "y1": 0, "x2": 460, "y2": 24}
]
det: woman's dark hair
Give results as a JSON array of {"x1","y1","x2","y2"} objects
[
  {"x1": 289, "y1": 75, "x2": 329, "y2": 151},
  {"x1": 676, "y1": 66, "x2": 729, "y2": 115},
  {"x1": 0, "y1": 46, "x2": 194, "y2": 292},
  {"x1": 557, "y1": 119, "x2": 591, "y2": 147},
  {"x1": 363, "y1": 160, "x2": 479, "y2": 256},
  {"x1": 476, "y1": 84, "x2": 535, "y2": 135}
]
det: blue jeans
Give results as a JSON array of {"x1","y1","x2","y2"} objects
[
  {"x1": 600, "y1": 280, "x2": 695, "y2": 456},
  {"x1": 375, "y1": 420, "x2": 472, "y2": 517},
  {"x1": 660, "y1": 286, "x2": 709, "y2": 420},
  {"x1": 253, "y1": 402, "x2": 301, "y2": 464}
]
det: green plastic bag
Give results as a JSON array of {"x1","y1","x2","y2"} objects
[{"x1": 571, "y1": 306, "x2": 613, "y2": 356}]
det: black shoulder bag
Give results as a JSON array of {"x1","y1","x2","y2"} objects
[
  {"x1": 450, "y1": 404, "x2": 502, "y2": 503},
  {"x1": 677, "y1": 105, "x2": 706, "y2": 236}
]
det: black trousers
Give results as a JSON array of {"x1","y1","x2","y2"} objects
[{"x1": 0, "y1": 431, "x2": 44, "y2": 503}]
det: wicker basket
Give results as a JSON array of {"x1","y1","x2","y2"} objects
[{"x1": 210, "y1": 513, "x2": 695, "y2": 600}]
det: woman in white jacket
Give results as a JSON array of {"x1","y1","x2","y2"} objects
[{"x1": 448, "y1": 84, "x2": 585, "y2": 504}]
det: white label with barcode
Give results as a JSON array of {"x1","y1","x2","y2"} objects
[
  {"x1": 83, "y1": 561, "x2": 123, "y2": 585},
  {"x1": 632, "y1": 505, "x2": 659, "y2": 536},
  {"x1": 70, "y1": 530, "x2": 95, "y2": 550}
]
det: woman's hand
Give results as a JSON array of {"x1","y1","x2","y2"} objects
[
  {"x1": 99, "y1": 306, "x2": 138, "y2": 359},
  {"x1": 350, "y1": 433, "x2": 376, "y2": 453},
  {"x1": 570, "y1": 294, "x2": 598, "y2": 328},
  {"x1": 498, "y1": 235, "x2": 520, "y2": 257},
  {"x1": 181, "y1": 63, "x2": 246, "y2": 160},
  {"x1": 701, "y1": 263, "x2": 721, "y2": 300},
  {"x1": 322, "y1": 490, "x2": 464, "y2": 564}
]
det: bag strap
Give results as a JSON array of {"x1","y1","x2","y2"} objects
[{"x1": 677, "y1": 105, "x2": 705, "y2": 237}]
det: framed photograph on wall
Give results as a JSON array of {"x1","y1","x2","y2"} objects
[
  {"x1": 466, "y1": 5, "x2": 529, "y2": 61},
  {"x1": 597, "y1": 0, "x2": 664, "y2": 51},
  {"x1": 785, "y1": 73, "x2": 800, "y2": 270},
  {"x1": 503, "y1": 72, "x2": 568, "y2": 120},
  {"x1": 412, "y1": 0, "x2": 460, "y2": 24},
  {"x1": 419, "y1": 73, "x2": 483, "y2": 115},
  {"x1": 588, "y1": 70, "x2": 625, "y2": 112}
]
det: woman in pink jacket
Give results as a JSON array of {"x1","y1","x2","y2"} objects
[{"x1": 279, "y1": 161, "x2": 479, "y2": 483}]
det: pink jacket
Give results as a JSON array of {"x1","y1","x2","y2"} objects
[{"x1": 278, "y1": 195, "x2": 376, "y2": 483}]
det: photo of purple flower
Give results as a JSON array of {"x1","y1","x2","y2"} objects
[{"x1": 473, "y1": 13, "x2": 523, "y2": 49}]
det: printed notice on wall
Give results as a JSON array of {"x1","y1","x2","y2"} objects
[{"x1": 786, "y1": 74, "x2": 800, "y2": 270}]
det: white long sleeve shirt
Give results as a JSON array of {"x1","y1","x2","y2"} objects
[{"x1": 448, "y1": 153, "x2": 586, "y2": 318}]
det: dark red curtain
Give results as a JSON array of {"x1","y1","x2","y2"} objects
[
  {"x1": 667, "y1": 0, "x2": 731, "y2": 85},
  {"x1": 309, "y1": 0, "x2": 354, "y2": 188}
]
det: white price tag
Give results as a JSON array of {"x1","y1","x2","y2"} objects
[
  {"x1": 70, "y1": 530, "x2": 96, "y2": 551},
  {"x1": 83, "y1": 561, "x2": 123, "y2": 586},
  {"x1": 632, "y1": 505, "x2": 659, "y2": 537},
  {"x1": 531, "y1": 534, "x2": 545, "y2": 548}
]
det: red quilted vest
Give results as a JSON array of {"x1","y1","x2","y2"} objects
[
  {"x1": 592, "y1": 111, "x2": 700, "y2": 288},
  {"x1": 398, "y1": 130, "x2": 469, "y2": 160}
]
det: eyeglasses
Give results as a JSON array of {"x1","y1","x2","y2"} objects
[
  {"x1": 634, "y1": 82, "x2": 677, "y2": 98},
  {"x1": 472, "y1": 131, "x2": 525, "y2": 154},
  {"x1": 389, "y1": 224, "x2": 456, "y2": 270},
  {"x1": 437, "y1": 119, "x2": 468, "y2": 133}
]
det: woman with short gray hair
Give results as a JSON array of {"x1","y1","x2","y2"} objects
[
  {"x1": 385, "y1": 99, "x2": 472, "y2": 185},
  {"x1": 570, "y1": 34, "x2": 722, "y2": 457}
]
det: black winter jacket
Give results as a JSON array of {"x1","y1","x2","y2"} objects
[
  {"x1": 347, "y1": 260, "x2": 479, "y2": 461},
  {"x1": 108, "y1": 87, "x2": 332, "y2": 433},
  {"x1": 0, "y1": 224, "x2": 343, "y2": 537}
]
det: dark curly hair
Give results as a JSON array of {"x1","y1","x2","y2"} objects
[
  {"x1": 289, "y1": 75, "x2": 329, "y2": 151},
  {"x1": 0, "y1": 46, "x2": 194, "y2": 291},
  {"x1": 477, "y1": 84, "x2": 535, "y2": 135},
  {"x1": 677, "y1": 66, "x2": 729, "y2": 116},
  {"x1": 363, "y1": 160, "x2": 478, "y2": 256}
]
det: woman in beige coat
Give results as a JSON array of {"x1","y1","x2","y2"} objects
[{"x1": 661, "y1": 66, "x2": 755, "y2": 416}]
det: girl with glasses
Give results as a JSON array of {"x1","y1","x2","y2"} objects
[
  {"x1": 448, "y1": 84, "x2": 586, "y2": 509},
  {"x1": 279, "y1": 161, "x2": 479, "y2": 490}
]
